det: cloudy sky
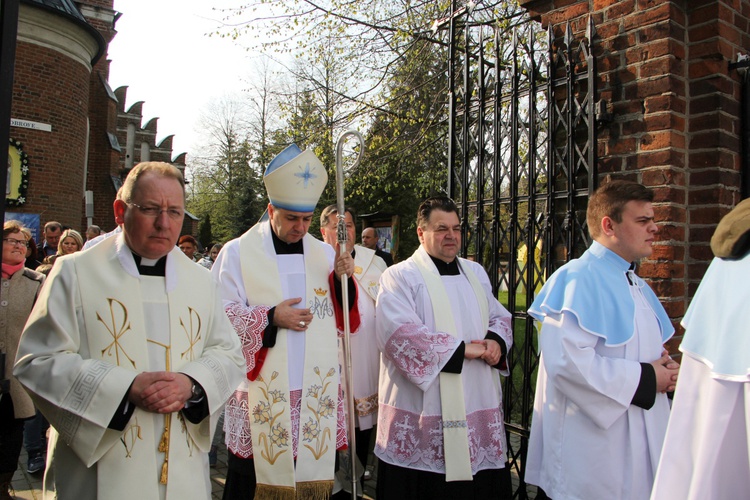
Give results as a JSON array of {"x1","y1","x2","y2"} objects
[{"x1": 108, "y1": 1, "x2": 252, "y2": 157}]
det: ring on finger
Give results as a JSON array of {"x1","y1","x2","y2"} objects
[{"x1": 299, "y1": 321, "x2": 306, "y2": 327}]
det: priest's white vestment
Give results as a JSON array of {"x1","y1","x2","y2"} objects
[
  {"x1": 374, "y1": 246, "x2": 513, "y2": 475},
  {"x1": 14, "y1": 234, "x2": 244, "y2": 500},
  {"x1": 347, "y1": 244, "x2": 386, "y2": 430}
]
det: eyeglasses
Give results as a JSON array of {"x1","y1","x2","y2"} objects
[
  {"x1": 3, "y1": 238, "x2": 29, "y2": 248},
  {"x1": 128, "y1": 202, "x2": 185, "y2": 220}
]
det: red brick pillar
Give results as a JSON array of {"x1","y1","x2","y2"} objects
[{"x1": 518, "y1": 0, "x2": 749, "y2": 352}]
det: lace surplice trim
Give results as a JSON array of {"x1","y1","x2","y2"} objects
[
  {"x1": 384, "y1": 323, "x2": 459, "y2": 388},
  {"x1": 225, "y1": 302, "x2": 268, "y2": 373},
  {"x1": 375, "y1": 404, "x2": 507, "y2": 474}
]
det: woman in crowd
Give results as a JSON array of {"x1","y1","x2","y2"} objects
[
  {"x1": 43, "y1": 229, "x2": 83, "y2": 266},
  {"x1": 199, "y1": 243, "x2": 222, "y2": 270},
  {"x1": 0, "y1": 221, "x2": 45, "y2": 498}
]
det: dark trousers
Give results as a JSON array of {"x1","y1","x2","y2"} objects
[
  {"x1": 376, "y1": 458, "x2": 513, "y2": 500},
  {"x1": 0, "y1": 396, "x2": 25, "y2": 474},
  {"x1": 23, "y1": 409, "x2": 48, "y2": 453},
  {"x1": 222, "y1": 452, "x2": 259, "y2": 500}
]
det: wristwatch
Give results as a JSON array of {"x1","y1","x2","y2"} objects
[{"x1": 187, "y1": 380, "x2": 205, "y2": 405}]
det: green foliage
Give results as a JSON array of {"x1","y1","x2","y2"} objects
[
  {"x1": 198, "y1": 213, "x2": 213, "y2": 248},
  {"x1": 344, "y1": 39, "x2": 449, "y2": 255}
]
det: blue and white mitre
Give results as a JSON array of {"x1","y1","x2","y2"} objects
[{"x1": 264, "y1": 144, "x2": 328, "y2": 212}]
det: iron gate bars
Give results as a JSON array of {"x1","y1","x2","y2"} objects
[{"x1": 447, "y1": 13, "x2": 597, "y2": 499}]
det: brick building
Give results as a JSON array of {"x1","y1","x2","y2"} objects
[
  {"x1": 6, "y1": 0, "x2": 187, "y2": 241},
  {"x1": 518, "y1": 0, "x2": 749, "y2": 347}
]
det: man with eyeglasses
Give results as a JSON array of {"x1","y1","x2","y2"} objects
[{"x1": 14, "y1": 161, "x2": 245, "y2": 500}]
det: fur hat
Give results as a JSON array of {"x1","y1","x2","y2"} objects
[{"x1": 710, "y1": 198, "x2": 750, "y2": 259}]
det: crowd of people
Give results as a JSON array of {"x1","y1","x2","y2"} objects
[{"x1": 0, "y1": 150, "x2": 747, "y2": 500}]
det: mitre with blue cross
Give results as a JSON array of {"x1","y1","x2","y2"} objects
[{"x1": 263, "y1": 144, "x2": 328, "y2": 212}]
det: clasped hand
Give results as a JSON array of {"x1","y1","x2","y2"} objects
[
  {"x1": 465, "y1": 339, "x2": 502, "y2": 366},
  {"x1": 651, "y1": 349, "x2": 680, "y2": 393},
  {"x1": 128, "y1": 371, "x2": 193, "y2": 414}
]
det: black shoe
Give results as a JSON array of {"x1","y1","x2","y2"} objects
[{"x1": 27, "y1": 451, "x2": 45, "y2": 474}]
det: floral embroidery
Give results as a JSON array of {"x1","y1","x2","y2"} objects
[
  {"x1": 255, "y1": 371, "x2": 289, "y2": 465},
  {"x1": 302, "y1": 366, "x2": 337, "y2": 460}
]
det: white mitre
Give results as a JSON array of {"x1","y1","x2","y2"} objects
[{"x1": 264, "y1": 144, "x2": 328, "y2": 212}]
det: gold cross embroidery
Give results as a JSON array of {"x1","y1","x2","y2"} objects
[
  {"x1": 180, "y1": 307, "x2": 202, "y2": 362},
  {"x1": 98, "y1": 298, "x2": 136, "y2": 368}
]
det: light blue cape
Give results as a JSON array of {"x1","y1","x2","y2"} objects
[
  {"x1": 528, "y1": 241, "x2": 674, "y2": 346},
  {"x1": 680, "y1": 254, "x2": 750, "y2": 379}
]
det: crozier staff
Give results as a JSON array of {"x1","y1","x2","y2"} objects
[{"x1": 14, "y1": 162, "x2": 244, "y2": 500}]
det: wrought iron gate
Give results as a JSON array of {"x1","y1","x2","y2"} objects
[{"x1": 447, "y1": 14, "x2": 598, "y2": 499}]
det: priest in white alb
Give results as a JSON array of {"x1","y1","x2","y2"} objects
[
  {"x1": 525, "y1": 180, "x2": 680, "y2": 499},
  {"x1": 320, "y1": 205, "x2": 385, "y2": 496},
  {"x1": 213, "y1": 145, "x2": 360, "y2": 499},
  {"x1": 651, "y1": 198, "x2": 750, "y2": 500},
  {"x1": 14, "y1": 162, "x2": 245, "y2": 500},
  {"x1": 375, "y1": 196, "x2": 514, "y2": 499}
]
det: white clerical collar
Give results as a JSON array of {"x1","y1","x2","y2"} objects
[{"x1": 114, "y1": 233, "x2": 178, "y2": 292}]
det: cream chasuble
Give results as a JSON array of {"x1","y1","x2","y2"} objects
[
  {"x1": 13, "y1": 234, "x2": 244, "y2": 500},
  {"x1": 76, "y1": 240, "x2": 215, "y2": 498},
  {"x1": 412, "y1": 249, "x2": 489, "y2": 481},
  {"x1": 240, "y1": 223, "x2": 339, "y2": 499}
]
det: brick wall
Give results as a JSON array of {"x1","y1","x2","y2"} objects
[
  {"x1": 10, "y1": 42, "x2": 91, "y2": 233},
  {"x1": 8, "y1": 1, "x2": 188, "y2": 236},
  {"x1": 519, "y1": 0, "x2": 750, "y2": 351}
]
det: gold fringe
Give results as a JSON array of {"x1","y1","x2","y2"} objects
[
  {"x1": 159, "y1": 460, "x2": 168, "y2": 485},
  {"x1": 296, "y1": 480, "x2": 335, "y2": 500},
  {"x1": 254, "y1": 483, "x2": 296, "y2": 500},
  {"x1": 158, "y1": 428, "x2": 169, "y2": 453}
]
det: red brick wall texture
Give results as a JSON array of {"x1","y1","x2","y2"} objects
[{"x1": 520, "y1": 0, "x2": 750, "y2": 349}]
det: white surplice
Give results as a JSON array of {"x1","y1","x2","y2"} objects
[
  {"x1": 346, "y1": 245, "x2": 386, "y2": 430},
  {"x1": 13, "y1": 234, "x2": 244, "y2": 500},
  {"x1": 651, "y1": 254, "x2": 750, "y2": 500},
  {"x1": 525, "y1": 281, "x2": 671, "y2": 499},
  {"x1": 374, "y1": 246, "x2": 513, "y2": 475}
]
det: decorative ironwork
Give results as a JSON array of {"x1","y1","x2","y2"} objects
[{"x1": 447, "y1": 13, "x2": 598, "y2": 499}]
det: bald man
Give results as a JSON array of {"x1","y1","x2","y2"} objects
[{"x1": 361, "y1": 227, "x2": 393, "y2": 267}]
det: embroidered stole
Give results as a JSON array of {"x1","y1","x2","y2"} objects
[
  {"x1": 352, "y1": 245, "x2": 385, "y2": 303},
  {"x1": 77, "y1": 238, "x2": 210, "y2": 499},
  {"x1": 240, "y1": 223, "x2": 339, "y2": 499},
  {"x1": 412, "y1": 248, "x2": 489, "y2": 481}
]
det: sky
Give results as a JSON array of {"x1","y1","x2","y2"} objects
[{"x1": 108, "y1": 1, "x2": 253, "y2": 158}]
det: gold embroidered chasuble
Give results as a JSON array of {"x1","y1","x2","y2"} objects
[
  {"x1": 240, "y1": 223, "x2": 340, "y2": 499},
  {"x1": 412, "y1": 248, "x2": 489, "y2": 481},
  {"x1": 14, "y1": 235, "x2": 243, "y2": 500}
]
